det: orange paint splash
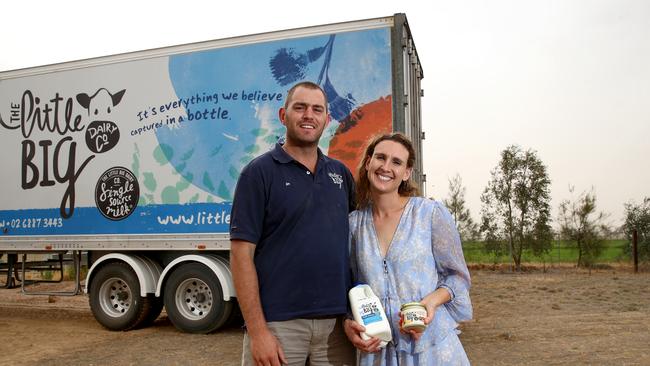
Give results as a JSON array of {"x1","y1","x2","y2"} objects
[{"x1": 328, "y1": 95, "x2": 392, "y2": 179}]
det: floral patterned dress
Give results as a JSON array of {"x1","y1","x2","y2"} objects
[{"x1": 349, "y1": 197, "x2": 472, "y2": 366}]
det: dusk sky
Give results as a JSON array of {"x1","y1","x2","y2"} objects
[{"x1": 2, "y1": 0, "x2": 648, "y2": 226}]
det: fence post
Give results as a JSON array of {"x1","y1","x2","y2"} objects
[{"x1": 633, "y1": 230, "x2": 638, "y2": 274}]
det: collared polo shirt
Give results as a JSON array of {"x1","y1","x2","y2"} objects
[{"x1": 230, "y1": 143, "x2": 355, "y2": 322}]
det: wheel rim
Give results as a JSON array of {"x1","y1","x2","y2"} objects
[
  {"x1": 174, "y1": 277, "x2": 213, "y2": 320},
  {"x1": 98, "y1": 277, "x2": 133, "y2": 318}
]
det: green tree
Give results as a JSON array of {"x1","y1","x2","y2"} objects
[
  {"x1": 443, "y1": 173, "x2": 479, "y2": 242},
  {"x1": 557, "y1": 187, "x2": 610, "y2": 267},
  {"x1": 480, "y1": 145, "x2": 553, "y2": 271},
  {"x1": 622, "y1": 197, "x2": 650, "y2": 262}
]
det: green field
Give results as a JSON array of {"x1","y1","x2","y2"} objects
[{"x1": 462, "y1": 239, "x2": 629, "y2": 264}]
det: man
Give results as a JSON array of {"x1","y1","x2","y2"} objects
[{"x1": 230, "y1": 81, "x2": 356, "y2": 366}]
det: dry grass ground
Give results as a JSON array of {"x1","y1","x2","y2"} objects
[
  {"x1": 0, "y1": 264, "x2": 648, "y2": 365},
  {"x1": 461, "y1": 264, "x2": 650, "y2": 365}
]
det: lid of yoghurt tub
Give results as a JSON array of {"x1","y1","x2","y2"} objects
[{"x1": 400, "y1": 302, "x2": 425, "y2": 311}]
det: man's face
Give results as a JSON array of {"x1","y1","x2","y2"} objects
[{"x1": 279, "y1": 86, "x2": 330, "y2": 147}]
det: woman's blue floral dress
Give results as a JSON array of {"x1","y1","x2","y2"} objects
[{"x1": 349, "y1": 197, "x2": 472, "y2": 365}]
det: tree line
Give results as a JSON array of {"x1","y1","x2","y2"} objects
[{"x1": 442, "y1": 144, "x2": 649, "y2": 271}]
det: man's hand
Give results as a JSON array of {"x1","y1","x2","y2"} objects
[
  {"x1": 250, "y1": 327, "x2": 287, "y2": 366},
  {"x1": 343, "y1": 318, "x2": 383, "y2": 353}
]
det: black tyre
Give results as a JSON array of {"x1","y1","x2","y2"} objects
[
  {"x1": 88, "y1": 262, "x2": 154, "y2": 331},
  {"x1": 225, "y1": 300, "x2": 244, "y2": 328},
  {"x1": 141, "y1": 294, "x2": 164, "y2": 327},
  {"x1": 163, "y1": 262, "x2": 233, "y2": 334}
]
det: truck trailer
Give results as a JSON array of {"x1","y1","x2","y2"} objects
[{"x1": 0, "y1": 13, "x2": 424, "y2": 333}]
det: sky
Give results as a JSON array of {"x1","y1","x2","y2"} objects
[{"x1": 1, "y1": 0, "x2": 648, "y2": 227}]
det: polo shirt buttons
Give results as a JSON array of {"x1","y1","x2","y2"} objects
[{"x1": 306, "y1": 171, "x2": 310, "y2": 175}]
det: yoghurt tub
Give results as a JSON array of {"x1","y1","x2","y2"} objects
[{"x1": 400, "y1": 302, "x2": 427, "y2": 332}]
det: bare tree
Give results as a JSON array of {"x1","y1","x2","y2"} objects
[
  {"x1": 443, "y1": 173, "x2": 478, "y2": 242},
  {"x1": 480, "y1": 145, "x2": 553, "y2": 271}
]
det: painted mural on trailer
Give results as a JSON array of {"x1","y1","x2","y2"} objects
[{"x1": 0, "y1": 28, "x2": 392, "y2": 236}]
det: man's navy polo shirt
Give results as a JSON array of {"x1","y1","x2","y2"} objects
[{"x1": 230, "y1": 143, "x2": 355, "y2": 322}]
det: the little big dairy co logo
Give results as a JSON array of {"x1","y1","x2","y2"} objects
[
  {"x1": 328, "y1": 172, "x2": 343, "y2": 189},
  {"x1": 0, "y1": 87, "x2": 127, "y2": 219}
]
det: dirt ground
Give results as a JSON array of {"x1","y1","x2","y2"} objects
[{"x1": 1, "y1": 265, "x2": 648, "y2": 365}]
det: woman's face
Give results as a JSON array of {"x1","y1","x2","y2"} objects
[{"x1": 365, "y1": 140, "x2": 412, "y2": 195}]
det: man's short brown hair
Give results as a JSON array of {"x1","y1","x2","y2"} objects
[{"x1": 284, "y1": 81, "x2": 328, "y2": 114}]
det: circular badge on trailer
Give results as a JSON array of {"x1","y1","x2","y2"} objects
[{"x1": 95, "y1": 166, "x2": 139, "y2": 220}]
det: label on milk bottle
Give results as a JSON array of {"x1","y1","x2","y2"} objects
[{"x1": 359, "y1": 300, "x2": 382, "y2": 325}]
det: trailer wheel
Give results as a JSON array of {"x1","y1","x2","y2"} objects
[
  {"x1": 164, "y1": 262, "x2": 233, "y2": 333},
  {"x1": 89, "y1": 262, "x2": 153, "y2": 331}
]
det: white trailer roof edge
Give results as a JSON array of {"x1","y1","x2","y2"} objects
[{"x1": 0, "y1": 15, "x2": 396, "y2": 80}]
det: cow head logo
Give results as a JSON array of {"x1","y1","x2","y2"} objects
[{"x1": 76, "y1": 88, "x2": 126, "y2": 154}]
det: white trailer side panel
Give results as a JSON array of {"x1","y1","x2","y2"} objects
[{"x1": 0, "y1": 17, "x2": 400, "y2": 250}]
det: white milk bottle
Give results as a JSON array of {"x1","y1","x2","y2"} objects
[{"x1": 348, "y1": 284, "x2": 392, "y2": 348}]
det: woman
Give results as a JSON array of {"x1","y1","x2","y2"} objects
[{"x1": 343, "y1": 133, "x2": 472, "y2": 366}]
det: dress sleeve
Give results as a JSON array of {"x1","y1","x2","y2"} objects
[{"x1": 431, "y1": 201, "x2": 473, "y2": 322}]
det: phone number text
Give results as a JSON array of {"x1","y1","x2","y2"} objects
[{"x1": 1, "y1": 218, "x2": 63, "y2": 229}]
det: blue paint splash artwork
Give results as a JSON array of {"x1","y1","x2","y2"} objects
[
  {"x1": 269, "y1": 36, "x2": 356, "y2": 121},
  {"x1": 160, "y1": 28, "x2": 391, "y2": 201}
]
